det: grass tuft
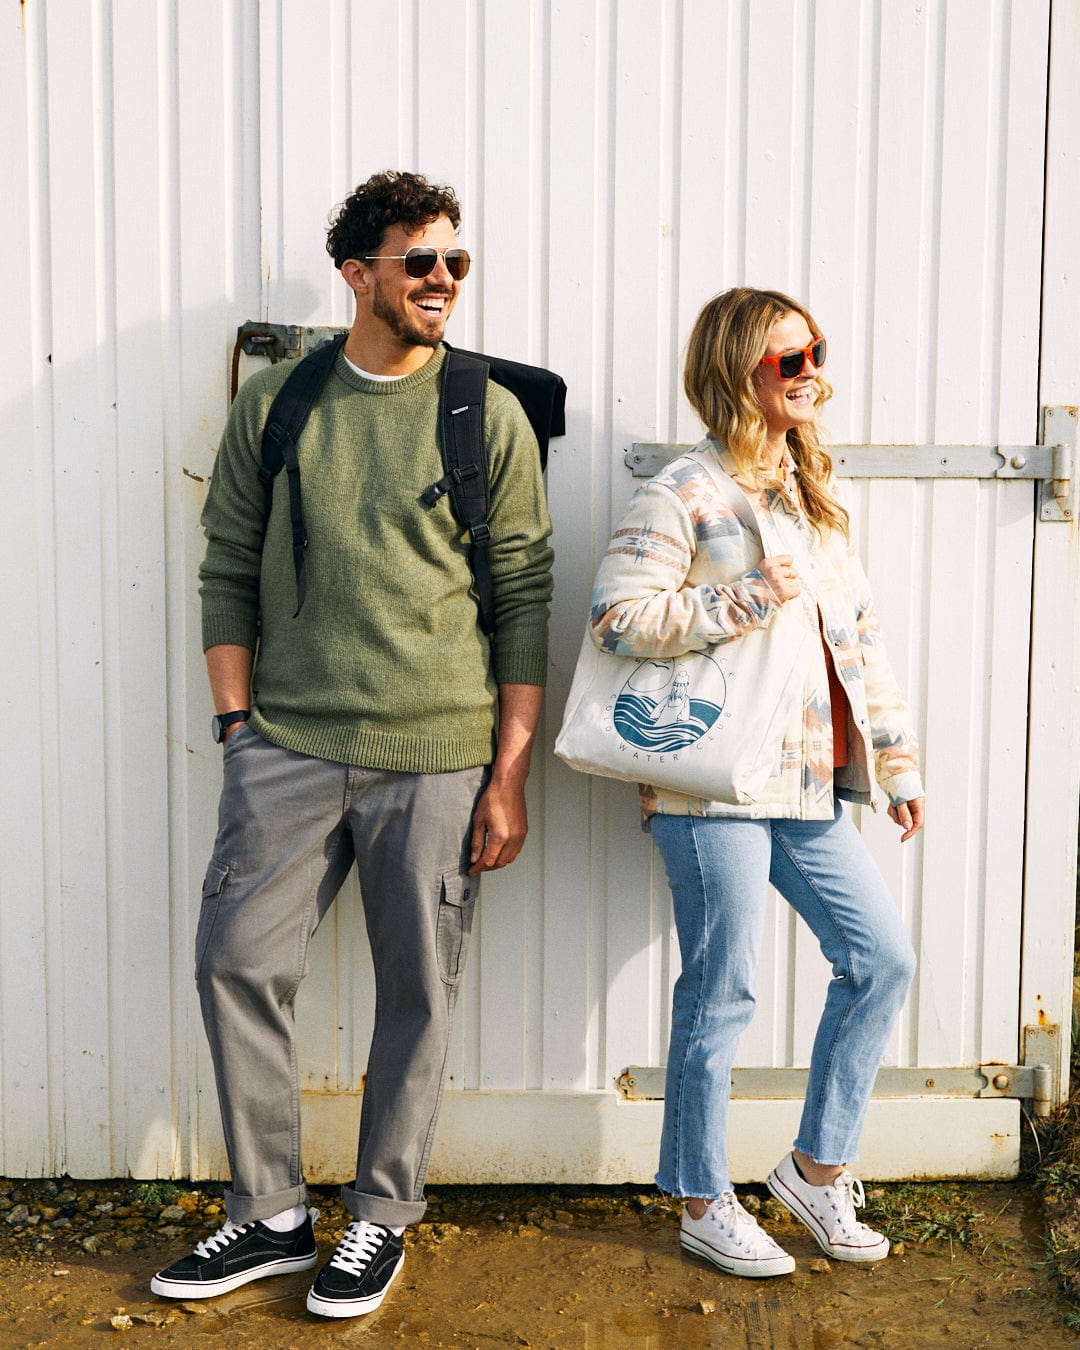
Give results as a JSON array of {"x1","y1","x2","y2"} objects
[
  {"x1": 862, "y1": 1183, "x2": 988, "y2": 1255},
  {"x1": 132, "y1": 1180, "x2": 180, "y2": 1207}
]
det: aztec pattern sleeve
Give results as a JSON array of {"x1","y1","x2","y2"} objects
[{"x1": 587, "y1": 471, "x2": 784, "y2": 660}]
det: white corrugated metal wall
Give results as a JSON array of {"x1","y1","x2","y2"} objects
[{"x1": 2, "y1": 0, "x2": 1077, "y2": 1184}]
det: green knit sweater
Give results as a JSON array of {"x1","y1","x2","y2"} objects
[{"x1": 199, "y1": 345, "x2": 554, "y2": 772}]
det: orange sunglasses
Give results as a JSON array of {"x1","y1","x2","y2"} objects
[{"x1": 759, "y1": 336, "x2": 827, "y2": 380}]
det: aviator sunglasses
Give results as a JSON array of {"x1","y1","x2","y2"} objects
[
  {"x1": 759, "y1": 336, "x2": 827, "y2": 380},
  {"x1": 363, "y1": 246, "x2": 472, "y2": 280}
]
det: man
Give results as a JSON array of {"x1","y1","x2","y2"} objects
[{"x1": 151, "y1": 171, "x2": 553, "y2": 1319}]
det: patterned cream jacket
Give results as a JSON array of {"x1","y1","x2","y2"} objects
[{"x1": 589, "y1": 439, "x2": 923, "y2": 821}]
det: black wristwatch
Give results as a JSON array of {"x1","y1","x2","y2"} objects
[{"x1": 212, "y1": 710, "x2": 250, "y2": 744}]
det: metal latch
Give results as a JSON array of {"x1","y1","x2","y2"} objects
[
  {"x1": 231, "y1": 322, "x2": 349, "y2": 401},
  {"x1": 626, "y1": 442, "x2": 1063, "y2": 480},
  {"x1": 625, "y1": 407, "x2": 1076, "y2": 524},
  {"x1": 236, "y1": 321, "x2": 348, "y2": 361},
  {"x1": 618, "y1": 1024, "x2": 1059, "y2": 1116}
]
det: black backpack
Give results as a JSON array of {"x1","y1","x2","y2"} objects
[{"x1": 257, "y1": 333, "x2": 566, "y2": 633}]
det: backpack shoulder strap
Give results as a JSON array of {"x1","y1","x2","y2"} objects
[
  {"x1": 442, "y1": 341, "x2": 566, "y2": 469},
  {"x1": 420, "y1": 351, "x2": 495, "y2": 635},
  {"x1": 258, "y1": 333, "x2": 346, "y2": 614}
]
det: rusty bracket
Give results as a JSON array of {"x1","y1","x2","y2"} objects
[
  {"x1": 976, "y1": 1024, "x2": 1060, "y2": 1118},
  {"x1": 231, "y1": 322, "x2": 349, "y2": 401},
  {"x1": 236, "y1": 321, "x2": 350, "y2": 361}
]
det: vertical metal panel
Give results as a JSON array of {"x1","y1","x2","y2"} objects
[
  {"x1": 1022, "y1": 0, "x2": 1080, "y2": 1096},
  {"x1": 108, "y1": 0, "x2": 175, "y2": 1178},
  {"x1": 541, "y1": 1, "x2": 608, "y2": 1094},
  {"x1": 744, "y1": 0, "x2": 810, "y2": 290},
  {"x1": 43, "y1": 0, "x2": 113, "y2": 1175},
  {"x1": 1, "y1": 0, "x2": 53, "y2": 1175},
  {"x1": 1, "y1": 0, "x2": 1065, "y2": 1181},
  {"x1": 858, "y1": 0, "x2": 929, "y2": 443}
]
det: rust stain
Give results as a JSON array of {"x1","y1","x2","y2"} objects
[{"x1": 182, "y1": 467, "x2": 205, "y2": 483}]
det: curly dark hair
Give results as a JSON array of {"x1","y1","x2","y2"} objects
[{"x1": 325, "y1": 170, "x2": 462, "y2": 269}]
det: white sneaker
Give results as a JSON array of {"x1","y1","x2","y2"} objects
[
  {"x1": 766, "y1": 1152, "x2": 889, "y2": 1263},
  {"x1": 680, "y1": 1193, "x2": 795, "y2": 1278}
]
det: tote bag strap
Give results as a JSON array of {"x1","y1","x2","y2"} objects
[{"x1": 693, "y1": 441, "x2": 818, "y2": 605}]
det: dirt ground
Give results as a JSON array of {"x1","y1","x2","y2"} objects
[{"x1": 0, "y1": 1179, "x2": 1076, "y2": 1349}]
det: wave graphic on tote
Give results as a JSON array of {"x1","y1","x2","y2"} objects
[
  {"x1": 611, "y1": 656, "x2": 725, "y2": 753},
  {"x1": 555, "y1": 444, "x2": 812, "y2": 804}
]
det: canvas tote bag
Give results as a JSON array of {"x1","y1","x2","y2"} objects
[{"x1": 554, "y1": 448, "x2": 813, "y2": 806}]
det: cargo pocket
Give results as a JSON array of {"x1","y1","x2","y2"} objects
[
  {"x1": 436, "y1": 873, "x2": 478, "y2": 986},
  {"x1": 194, "y1": 858, "x2": 231, "y2": 981}
]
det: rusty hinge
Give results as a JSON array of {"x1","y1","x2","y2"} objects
[{"x1": 977, "y1": 1024, "x2": 1060, "y2": 1118}]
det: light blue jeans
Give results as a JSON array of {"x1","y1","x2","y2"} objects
[{"x1": 650, "y1": 802, "x2": 916, "y2": 1198}]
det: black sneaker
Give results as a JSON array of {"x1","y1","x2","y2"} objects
[
  {"x1": 306, "y1": 1221, "x2": 404, "y2": 1319},
  {"x1": 150, "y1": 1209, "x2": 319, "y2": 1299}
]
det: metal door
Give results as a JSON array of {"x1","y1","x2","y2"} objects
[{"x1": 3, "y1": 0, "x2": 1078, "y2": 1184}]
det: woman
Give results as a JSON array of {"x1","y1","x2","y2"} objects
[{"x1": 588, "y1": 288, "x2": 923, "y2": 1277}]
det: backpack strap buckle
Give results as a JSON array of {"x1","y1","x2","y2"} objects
[{"x1": 421, "y1": 463, "x2": 481, "y2": 509}]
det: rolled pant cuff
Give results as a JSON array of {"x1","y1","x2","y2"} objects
[
  {"x1": 225, "y1": 1182, "x2": 309, "y2": 1224},
  {"x1": 341, "y1": 1184, "x2": 426, "y2": 1228}
]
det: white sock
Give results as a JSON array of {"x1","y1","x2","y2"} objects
[
  {"x1": 260, "y1": 1204, "x2": 307, "y2": 1232},
  {"x1": 342, "y1": 1218, "x2": 405, "y2": 1235}
]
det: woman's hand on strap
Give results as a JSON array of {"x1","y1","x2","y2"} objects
[
  {"x1": 888, "y1": 797, "x2": 925, "y2": 842},
  {"x1": 758, "y1": 555, "x2": 801, "y2": 603}
]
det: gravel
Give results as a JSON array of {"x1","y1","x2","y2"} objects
[{"x1": 0, "y1": 1176, "x2": 690, "y2": 1265}]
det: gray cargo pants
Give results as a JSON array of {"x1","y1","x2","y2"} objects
[{"x1": 195, "y1": 724, "x2": 486, "y2": 1228}]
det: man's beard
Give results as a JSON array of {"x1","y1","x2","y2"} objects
[{"x1": 371, "y1": 277, "x2": 448, "y2": 349}]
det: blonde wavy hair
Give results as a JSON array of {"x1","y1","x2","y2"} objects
[{"x1": 683, "y1": 287, "x2": 848, "y2": 540}]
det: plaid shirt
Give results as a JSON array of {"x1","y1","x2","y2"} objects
[{"x1": 589, "y1": 440, "x2": 923, "y2": 820}]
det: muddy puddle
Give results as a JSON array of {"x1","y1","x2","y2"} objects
[{"x1": 0, "y1": 1181, "x2": 1074, "y2": 1347}]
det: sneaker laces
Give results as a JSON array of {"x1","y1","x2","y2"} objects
[
  {"x1": 831, "y1": 1172, "x2": 874, "y2": 1237},
  {"x1": 193, "y1": 1218, "x2": 254, "y2": 1260},
  {"x1": 328, "y1": 1220, "x2": 390, "y2": 1275},
  {"x1": 710, "y1": 1193, "x2": 777, "y2": 1252}
]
